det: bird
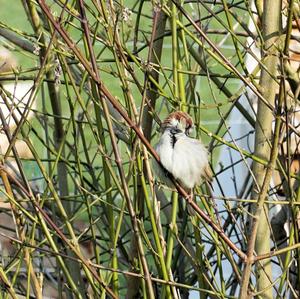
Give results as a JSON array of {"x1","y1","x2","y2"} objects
[{"x1": 154, "y1": 111, "x2": 212, "y2": 191}]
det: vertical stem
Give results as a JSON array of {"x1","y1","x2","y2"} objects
[
  {"x1": 142, "y1": 7, "x2": 167, "y2": 141},
  {"x1": 239, "y1": 0, "x2": 281, "y2": 297},
  {"x1": 165, "y1": 192, "x2": 179, "y2": 299},
  {"x1": 137, "y1": 151, "x2": 174, "y2": 298},
  {"x1": 171, "y1": 3, "x2": 179, "y2": 103}
]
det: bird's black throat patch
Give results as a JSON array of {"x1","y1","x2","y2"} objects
[{"x1": 170, "y1": 132, "x2": 177, "y2": 148}]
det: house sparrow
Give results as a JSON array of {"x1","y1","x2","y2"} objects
[{"x1": 154, "y1": 111, "x2": 212, "y2": 191}]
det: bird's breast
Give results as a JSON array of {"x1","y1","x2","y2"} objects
[{"x1": 171, "y1": 137, "x2": 208, "y2": 189}]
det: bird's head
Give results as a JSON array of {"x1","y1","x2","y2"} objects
[{"x1": 161, "y1": 111, "x2": 193, "y2": 136}]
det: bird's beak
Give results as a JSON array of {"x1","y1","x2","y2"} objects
[{"x1": 170, "y1": 128, "x2": 182, "y2": 135}]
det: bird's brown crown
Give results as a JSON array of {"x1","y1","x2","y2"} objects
[{"x1": 161, "y1": 111, "x2": 193, "y2": 131}]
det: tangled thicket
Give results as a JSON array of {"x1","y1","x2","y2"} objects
[{"x1": 0, "y1": 0, "x2": 299, "y2": 298}]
